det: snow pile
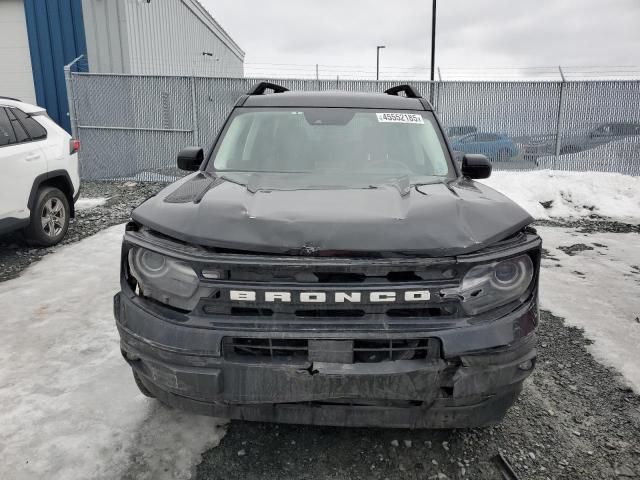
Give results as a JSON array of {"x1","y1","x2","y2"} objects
[
  {"x1": 538, "y1": 226, "x2": 640, "y2": 392},
  {"x1": 75, "y1": 197, "x2": 108, "y2": 210},
  {"x1": 480, "y1": 170, "x2": 640, "y2": 223},
  {"x1": 0, "y1": 225, "x2": 226, "y2": 480}
]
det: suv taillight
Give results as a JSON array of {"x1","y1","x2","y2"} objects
[{"x1": 70, "y1": 139, "x2": 80, "y2": 155}]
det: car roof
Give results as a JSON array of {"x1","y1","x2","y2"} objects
[
  {"x1": 242, "y1": 90, "x2": 429, "y2": 110},
  {"x1": 0, "y1": 97, "x2": 46, "y2": 114}
]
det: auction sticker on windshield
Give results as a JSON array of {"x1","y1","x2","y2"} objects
[{"x1": 376, "y1": 113, "x2": 424, "y2": 124}]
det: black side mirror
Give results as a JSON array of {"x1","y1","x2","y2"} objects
[
  {"x1": 177, "y1": 147, "x2": 204, "y2": 171},
  {"x1": 461, "y1": 154, "x2": 492, "y2": 179}
]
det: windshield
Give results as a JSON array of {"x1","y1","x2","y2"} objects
[{"x1": 208, "y1": 108, "x2": 453, "y2": 183}]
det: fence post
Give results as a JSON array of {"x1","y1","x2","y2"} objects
[
  {"x1": 553, "y1": 66, "x2": 567, "y2": 170},
  {"x1": 64, "y1": 55, "x2": 83, "y2": 139},
  {"x1": 190, "y1": 76, "x2": 200, "y2": 146}
]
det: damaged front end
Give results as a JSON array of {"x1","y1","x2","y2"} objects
[{"x1": 114, "y1": 222, "x2": 541, "y2": 429}]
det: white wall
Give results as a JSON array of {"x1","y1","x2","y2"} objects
[{"x1": 0, "y1": 0, "x2": 36, "y2": 104}]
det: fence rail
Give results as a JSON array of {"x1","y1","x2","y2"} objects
[{"x1": 66, "y1": 72, "x2": 640, "y2": 180}]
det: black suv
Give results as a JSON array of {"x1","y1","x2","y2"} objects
[{"x1": 114, "y1": 83, "x2": 541, "y2": 428}]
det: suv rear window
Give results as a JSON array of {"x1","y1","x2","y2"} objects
[
  {"x1": 210, "y1": 108, "x2": 452, "y2": 181},
  {"x1": 6, "y1": 108, "x2": 30, "y2": 142},
  {"x1": 0, "y1": 108, "x2": 17, "y2": 146},
  {"x1": 11, "y1": 108, "x2": 47, "y2": 140}
]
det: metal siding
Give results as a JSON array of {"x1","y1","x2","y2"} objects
[
  {"x1": 81, "y1": 0, "x2": 243, "y2": 76},
  {"x1": 24, "y1": 0, "x2": 87, "y2": 132},
  {"x1": 81, "y1": 0, "x2": 127, "y2": 73}
]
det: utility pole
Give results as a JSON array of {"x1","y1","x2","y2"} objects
[
  {"x1": 376, "y1": 45, "x2": 386, "y2": 81},
  {"x1": 430, "y1": 0, "x2": 437, "y2": 82}
]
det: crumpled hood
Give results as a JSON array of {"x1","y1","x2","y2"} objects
[{"x1": 131, "y1": 173, "x2": 533, "y2": 256}]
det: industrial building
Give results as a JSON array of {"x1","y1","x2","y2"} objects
[{"x1": 0, "y1": 0, "x2": 244, "y2": 132}]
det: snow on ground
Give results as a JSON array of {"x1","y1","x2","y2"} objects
[
  {"x1": 480, "y1": 170, "x2": 640, "y2": 223},
  {"x1": 0, "y1": 225, "x2": 226, "y2": 480},
  {"x1": 75, "y1": 197, "x2": 108, "y2": 210},
  {"x1": 538, "y1": 226, "x2": 640, "y2": 392}
]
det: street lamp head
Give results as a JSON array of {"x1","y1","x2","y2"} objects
[{"x1": 378, "y1": 45, "x2": 386, "y2": 49}]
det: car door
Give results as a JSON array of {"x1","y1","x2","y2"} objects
[
  {"x1": 0, "y1": 107, "x2": 47, "y2": 220},
  {"x1": 454, "y1": 133, "x2": 478, "y2": 154},
  {"x1": 471, "y1": 133, "x2": 493, "y2": 157}
]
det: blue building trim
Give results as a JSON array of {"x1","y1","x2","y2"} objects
[{"x1": 23, "y1": 0, "x2": 87, "y2": 133}]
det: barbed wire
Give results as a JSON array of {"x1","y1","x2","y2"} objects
[{"x1": 68, "y1": 55, "x2": 640, "y2": 81}]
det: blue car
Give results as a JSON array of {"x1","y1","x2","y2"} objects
[{"x1": 451, "y1": 132, "x2": 518, "y2": 161}]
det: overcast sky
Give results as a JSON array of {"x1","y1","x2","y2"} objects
[{"x1": 200, "y1": 0, "x2": 640, "y2": 80}]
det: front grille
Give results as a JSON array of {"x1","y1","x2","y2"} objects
[
  {"x1": 228, "y1": 268, "x2": 457, "y2": 284},
  {"x1": 294, "y1": 309, "x2": 366, "y2": 318},
  {"x1": 222, "y1": 337, "x2": 440, "y2": 364},
  {"x1": 223, "y1": 337, "x2": 308, "y2": 360},
  {"x1": 201, "y1": 303, "x2": 458, "y2": 330}
]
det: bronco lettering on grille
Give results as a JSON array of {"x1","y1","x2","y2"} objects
[{"x1": 229, "y1": 290, "x2": 431, "y2": 303}]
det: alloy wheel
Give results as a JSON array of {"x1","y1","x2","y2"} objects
[{"x1": 41, "y1": 197, "x2": 66, "y2": 238}]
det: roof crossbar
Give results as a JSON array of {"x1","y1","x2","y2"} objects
[
  {"x1": 247, "y1": 82, "x2": 289, "y2": 95},
  {"x1": 384, "y1": 85, "x2": 422, "y2": 99}
]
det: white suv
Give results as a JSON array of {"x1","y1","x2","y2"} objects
[{"x1": 0, "y1": 97, "x2": 80, "y2": 246}]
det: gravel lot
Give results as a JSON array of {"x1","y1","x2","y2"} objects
[
  {"x1": 0, "y1": 181, "x2": 165, "y2": 282},
  {"x1": 1, "y1": 180, "x2": 639, "y2": 480},
  {"x1": 196, "y1": 312, "x2": 640, "y2": 480}
]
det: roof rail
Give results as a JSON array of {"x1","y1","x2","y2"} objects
[
  {"x1": 247, "y1": 82, "x2": 289, "y2": 95},
  {"x1": 384, "y1": 85, "x2": 422, "y2": 99},
  {"x1": 0, "y1": 96, "x2": 22, "y2": 102}
]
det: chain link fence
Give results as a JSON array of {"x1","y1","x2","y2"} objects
[{"x1": 66, "y1": 73, "x2": 640, "y2": 180}]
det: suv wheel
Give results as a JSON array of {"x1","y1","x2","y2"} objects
[{"x1": 25, "y1": 186, "x2": 70, "y2": 246}]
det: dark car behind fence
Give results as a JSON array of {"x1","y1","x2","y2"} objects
[{"x1": 65, "y1": 72, "x2": 640, "y2": 180}]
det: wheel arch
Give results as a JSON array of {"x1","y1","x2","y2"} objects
[{"x1": 28, "y1": 170, "x2": 76, "y2": 218}]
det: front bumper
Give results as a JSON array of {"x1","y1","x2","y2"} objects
[{"x1": 115, "y1": 291, "x2": 537, "y2": 428}]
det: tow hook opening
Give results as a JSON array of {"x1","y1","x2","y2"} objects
[{"x1": 518, "y1": 359, "x2": 534, "y2": 371}]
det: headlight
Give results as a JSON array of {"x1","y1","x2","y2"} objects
[
  {"x1": 128, "y1": 247, "x2": 211, "y2": 311},
  {"x1": 442, "y1": 255, "x2": 534, "y2": 315}
]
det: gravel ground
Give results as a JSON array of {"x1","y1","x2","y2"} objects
[
  {"x1": 0, "y1": 181, "x2": 165, "y2": 282},
  {"x1": 195, "y1": 311, "x2": 640, "y2": 480},
  {"x1": 2, "y1": 181, "x2": 639, "y2": 479},
  {"x1": 536, "y1": 216, "x2": 640, "y2": 234}
]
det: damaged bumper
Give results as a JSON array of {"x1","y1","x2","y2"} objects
[{"x1": 114, "y1": 291, "x2": 538, "y2": 428}]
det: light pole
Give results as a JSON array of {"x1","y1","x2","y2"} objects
[
  {"x1": 430, "y1": 0, "x2": 437, "y2": 82},
  {"x1": 376, "y1": 45, "x2": 386, "y2": 81}
]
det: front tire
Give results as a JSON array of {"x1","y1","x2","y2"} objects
[{"x1": 24, "y1": 186, "x2": 70, "y2": 246}]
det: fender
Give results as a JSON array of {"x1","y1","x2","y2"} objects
[{"x1": 28, "y1": 170, "x2": 77, "y2": 218}]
